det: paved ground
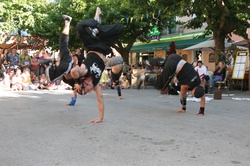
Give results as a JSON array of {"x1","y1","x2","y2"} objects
[{"x1": 0, "y1": 88, "x2": 249, "y2": 166}]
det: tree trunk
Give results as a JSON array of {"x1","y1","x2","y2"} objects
[
  {"x1": 121, "y1": 48, "x2": 130, "y2": 64},
  {"x1": 248, "y1": 40, "x2": 250, "y2": 91},
  {"x1": 115, "y1": 40, "x2": 135, "y2": 64},
  {"x1": 213, "y1": 33, "x2": 226, "y2": 64}
]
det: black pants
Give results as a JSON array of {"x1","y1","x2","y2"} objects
[
  {"x1": 53, "y1": 33, "x2": 72, "y2": 80},
  {"x1": 75, "y1": 18, "x2": 123, "y2": 55},
  {"x1": 148, "y1": 57, "x2": 166, "y2": 67}
]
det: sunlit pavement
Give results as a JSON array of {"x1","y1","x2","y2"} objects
[{"x1": 0, "y1": 89, "x2": 249, "y2": 166}]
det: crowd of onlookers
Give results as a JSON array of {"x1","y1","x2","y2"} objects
[
  {"x1": 0, "y1": 47, "x2": 82, "y2": 91},
  {"x1": 0, "y1": 47, "x2": 169, "y2": 92},
  {"x1": 0, "y1": 47, "x2": 147, "y2": 92},
  {"x1": 100, "y1": 62, "x2": 162, "y2": 90},
  {"x1": 1, "y1": 47, "x2": 234, "y2": 93}
]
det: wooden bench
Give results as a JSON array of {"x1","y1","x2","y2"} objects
[{"x1": 215, "y1": 71, "x2": 230, "y2": 93}]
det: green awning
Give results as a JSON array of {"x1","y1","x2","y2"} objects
[
  {"x1": 130, "y1": 37, "x2": 210, "y2": 53},
  {"x1": 175, "y1": 37, "x2": 211, "y2": 49},
  {"x1": 129, "y1": 42, "x2": 169, "y2": 53}
]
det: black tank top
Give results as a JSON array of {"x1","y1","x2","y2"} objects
[{"x1": 83, "y1": 52, "x2": 105, "y2": 86}]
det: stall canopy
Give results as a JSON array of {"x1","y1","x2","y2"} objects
[
  {"x1": 232, "y1": 39, "x2": 249, "y2": 47},
  {"x1": 0, "y1": 36, "x2": 47, "y2": 49},
  {"x1": 0, "y1": 29, "x2": 47, "y2": 49},
  {"x1": 184, "y1": 39, "x2": 231, "y2": 51},
  {"x1": 130, "y1": 37, "x2": 210, "y2": 53}
]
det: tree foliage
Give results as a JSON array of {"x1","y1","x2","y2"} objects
[
  {"x1": 1, "y1": 0, "x2": 180, "y2": 62},
  {"x1": 0, "y1": 0, "x2": 40, "y2": 33},
  {"x1": 177, "y1": 0, "x2": 250, "y2": 62},
  {"x1": 79, "y1": 0, "x2": 180, "y2": 62},
  {"x1": 3, "y1": 0, "x2": 249, "y2": 64}
]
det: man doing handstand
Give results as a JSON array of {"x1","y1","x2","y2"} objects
[{"x1": 46, "y1": 8, "x2": 123, "y2": 123}]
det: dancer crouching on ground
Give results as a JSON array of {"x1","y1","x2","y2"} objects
[{"x1": 148, "y1": 54, "x2": 206, "y2": 115}]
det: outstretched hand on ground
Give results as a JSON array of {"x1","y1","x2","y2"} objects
[{"x1": 89, "y1": 118, "x2": 103, "y2": 123}]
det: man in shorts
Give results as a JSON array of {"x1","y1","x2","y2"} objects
[{"x1": 150, "y1": 54, "x2": 206, "y2": 115}]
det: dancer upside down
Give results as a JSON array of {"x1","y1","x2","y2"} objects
[{"x1": 45, "y1": 7, "x2": 124, "y2": 123}]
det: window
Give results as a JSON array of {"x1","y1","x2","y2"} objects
[{"x1": 209, "y1": 53, "x2": 215, "y2": 62}]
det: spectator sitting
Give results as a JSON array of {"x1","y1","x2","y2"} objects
[
  {"x1": 209, "y1": 61, "x2": 226, "y2": 92},
  {"x1": 8, "y1": 48, "x2": 20, "y2": 68},
  {"x1": 194, "y1": 60, "x2": 209, "y2": 79},
  {"x1": 30, "y1": 71, "x2": 37, "y2": 83},
  {"x1": 30, "y1": 53, "x2": 40, "y2": 76},
  {"x1": 11, "y1": 68, "x2": 23, "y2": 91},
  {"x1": 19, "y1": 49, "x2": 30, "y2": 62},
  {"x1": 21, "y1": 68, "x2": 38, "y2": 90},
  {"x1": 194, "y1": 60, "x2": 210, "y2": 93},
  {"x1": 2, "y1": 48, "x2": 10, "y2": 72},
  {"x1": 33, "y1": 75, "x2": 40, "y2": 89},
  {"x1": 120, "y1": 75, "x2": 130, "y2": 89},
  {"x1": 99, "y1": 69, "x2": 108, "y2": 90},
  {"x1": 38, "y1": 50, "x2": 46, "y2": 75},
  {"x1": 21, "y1": 54, "x2": 31, "y2": 72},
  {"x1": 3, "y1": 68, "x2": 14, "y2": 90},
  {"x1": 39, "y1": 74, "x2": 49, "y2": 89}
]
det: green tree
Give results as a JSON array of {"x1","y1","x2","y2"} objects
[
  {"x1": 30, "y1": 0, "x2": 87, "y2": 49},
  {"x1": 177, "y1": 0, "x2": 250, "y2": 63},
  {"x1": 0, "y1": 0, "x2": 52, "y2": 35},
  {"x1": 1, "y1": 0, "x2": 180, "y2": 63},
  {"x1": 0, "y1": 0, "x2": 38, "y2": 33},
  {"x1": 0, "y1": 0, "x2": 57, "y2": 49},
  {"x1": 0, "y1": 0, "x2": 87, "y2": 49},
  {"x1": 80, "y1": 0, "x2": 179, "y2": 63}
]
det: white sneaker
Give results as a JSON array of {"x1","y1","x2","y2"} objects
[
  {"x1": 92, "y1": 28, "x2": 99, "y2": 37},
  {"x1": 94, "y1": 7, "x2": 102, "y2": 24},
  {"x1": 62, "y1": 15, "x2": 72, "y2": 22}
]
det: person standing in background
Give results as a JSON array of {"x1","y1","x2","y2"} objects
[{"x1": 75, "y1": 48, "x2": 85, "y2": 66}]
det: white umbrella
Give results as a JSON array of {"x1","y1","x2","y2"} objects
[
  {"x1": 184, "y1": 39, "x2": 231, "y2": 51},
  {"x1": 236, "y1": 46, "x2": 248, "y2": 50},
  {"x1": 232, "y1": 39, "x2": 248, "y2": 46}
]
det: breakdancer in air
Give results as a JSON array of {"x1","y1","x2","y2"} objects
[{"x1": 45, "y1": 8, "x2": 123, "y2": 123}]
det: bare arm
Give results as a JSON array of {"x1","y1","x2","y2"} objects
[
  {"x1": 199, "y1": 80, "x2": 206, "y2": 108},
  {"x1": 70, "y1": 66, "x2": 83, "y2": 79},
  {"x1": 180, "y1": 85, "x2": 188, "y2": 99},
  {"x1": 89, "y1": 84, "x2": 104, "y2": 123},
  {"x1": 70, "y1": 65, "x2": 87, "y2": 91},
  {"x1": 177, "y1": 85, "x2": 188, "y2": 113}
]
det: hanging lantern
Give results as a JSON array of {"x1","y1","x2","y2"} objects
[
  {"x1": 130, "y1": 17, "x2": 134, "y2": 23},
  {"x1": 158, "y1": 9, "x2": 161, "y2": 16},
  {"x1": 126, "y1": 17, "x2": 129, "y2": 24}
]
